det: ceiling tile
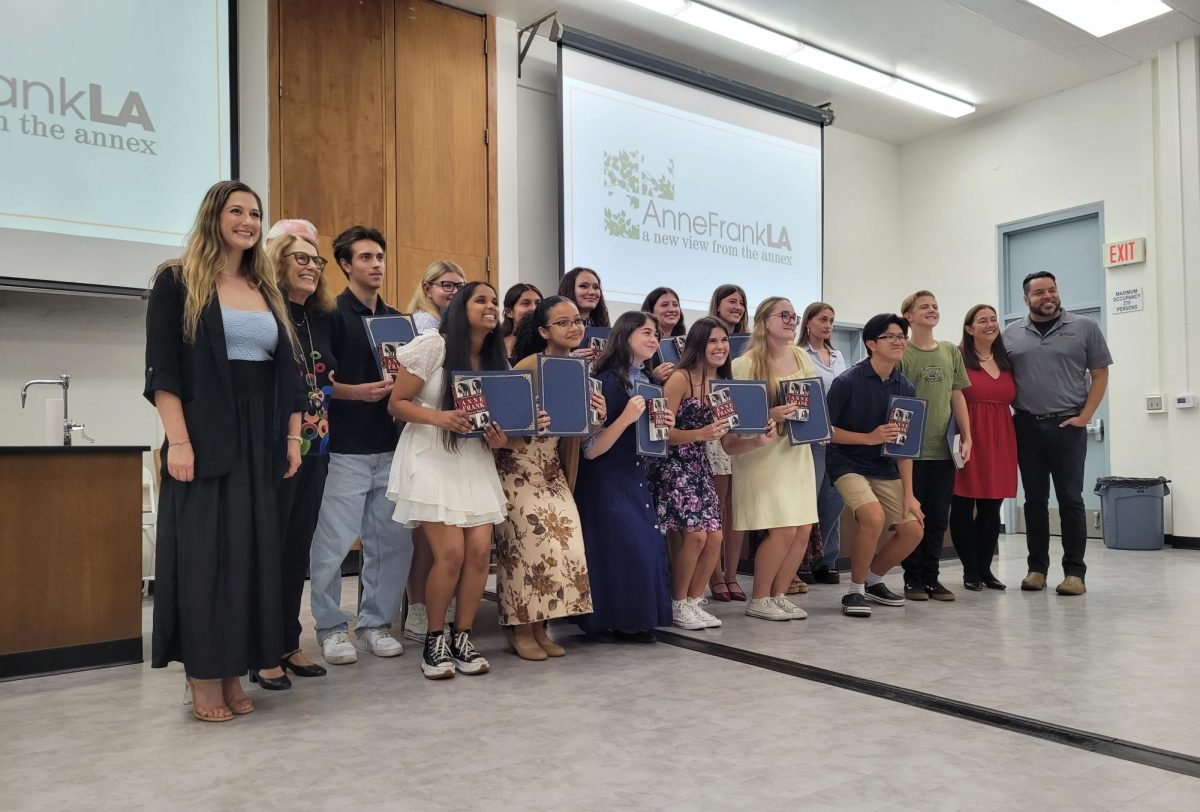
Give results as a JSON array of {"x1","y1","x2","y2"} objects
[
  {"x1": 1060, "y1": 41, "x2": 1140, "y2": 75},
  {"x1": 1103, "y1": 12, "x2": 1200, "y2": 61},
  {"x1": 949, "y1": 0, "x2": 1093, "y2": 53},
  {"x1": 1165, "y1": 1, "x2": 1200, "y2": 25}
]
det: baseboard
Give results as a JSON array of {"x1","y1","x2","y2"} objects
[
  {"x1": 1167, "y1": 535, "x2": 1200, "y2": 550},
  {"x1": 0, "y1": 637, "x2": 142, "y2": 681}
]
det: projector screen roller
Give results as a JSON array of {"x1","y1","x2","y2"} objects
[
  {"x1": 560, "y1": 47, "x2": 822, "y2": 317},
  {"x1": 0, "y1": 0, "x2": 232, "y2": 293}
]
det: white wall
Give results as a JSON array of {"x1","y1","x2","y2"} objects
[{"x1": 895, "y1": 50, "x2": 1200, "y2": 536}]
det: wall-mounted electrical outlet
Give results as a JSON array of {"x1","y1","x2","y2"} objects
[
  {"x1": 1146, "y1": 394, "x2": 1166, "y2": 413},
  {"x1": 1176, "y1": 393, "x2": 1197, "y2": 409}
]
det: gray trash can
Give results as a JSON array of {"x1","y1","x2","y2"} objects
[{"x1": 1093, "y1": 477, "x2": 1170, "y2": 550}]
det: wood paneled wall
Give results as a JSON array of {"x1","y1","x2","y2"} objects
[{"x1": 269, "y1": 0, "x2": 496, "y2": 308}]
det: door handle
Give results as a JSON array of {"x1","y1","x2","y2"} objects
[{"x1": 1086, "y1": 417, "x2": 1104, "y2": 440}]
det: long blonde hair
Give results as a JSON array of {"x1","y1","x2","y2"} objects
[
  {"x1": 742, "y1": 296, "x2": 805, "y2": 407},
  {"x1": 406, "y1": 260, "x2": 466, "y2": 320},
  {"x1": 268, "y1": 233, "x2": 335, "y2": 315},
  {"x1": 163, "y1": 181, "x2": 297, "y2": 356}
]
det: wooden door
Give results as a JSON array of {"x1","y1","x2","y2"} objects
[
  {"x1": 271, "y1": 0, "x2": 493, "y2": 309},
  {"x1": 394, "y1": 1, "x2": 490, "y2": 302},
  {"x1": 273, "y1": 0, "x2": 394, "y2": 300}
]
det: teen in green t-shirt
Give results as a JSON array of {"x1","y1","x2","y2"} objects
[{"x1": 898, "y1": 291, "x2": 972, "y2": 602}]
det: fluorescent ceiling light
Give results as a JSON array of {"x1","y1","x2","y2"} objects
[
  {"x1": 624, "y1": 0, "x2": 691, "y2": 15},
  {"x1": 880, "y1": 79, "x2": 976, "y2": 118},
  {"x1": 1025, "y1": 0, "x2": 1171, "y2": 38},
  {"x1": 786, "y1": 45, "x2": 893, "y2": 90},
  {"x1": 675, "y1": 3, "x2": 801, "y2": 57},
  {"x1": 620, "y1": 0, "x2": 975, "y2": 117}
]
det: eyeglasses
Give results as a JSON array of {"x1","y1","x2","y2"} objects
[
  {"x1": 873, "y1": 332, "x2": 908, "y2": 343},
  {"x1": 286, "y1": 252, "x2": 327, "y2": 270},
  {"x1": 769, "y1": 311, "x2": 798, "y2": 324},
  {"x1": 549, "y1": 317, "x2": 586, "y2": 329},
  {"x1": 435, "y1": 281, "x2": 466, "y2": 293}
]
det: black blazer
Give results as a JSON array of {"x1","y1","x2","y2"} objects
[{"x1": 144, "y1": 265, "x2": 303, "y2": 480}]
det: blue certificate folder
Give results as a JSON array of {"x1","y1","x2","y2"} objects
[
  {"x1": 451, "y1": 370, "x2": 537, "y2": 438},
  {"x1": 709, "y1": 379, "x2": 770, "y2": 435},
  {"x1": 634, "y1": 382, "x2": 669, "y2": 458},
  {"x1": 537, "y1": 354, "x2": 590, "y2": 437},
  {"x1": 780, "y1": 377, "x2": 832, "y2": 446},
  {"x1": 363, "y1": 314, "x2": 417, "y2": 380},
  {"x1": 728, "y1": 333, "x2": 751, "y2": 359},
  {"x1": 881, "y1": 396, "x2": 929, "y2": 459},
  {"x1": 655, "y1": 336, "x2": 685, "y2": 366},
  {"x1": 583, "y1": 326, "x2": 611, "y2": 356}
]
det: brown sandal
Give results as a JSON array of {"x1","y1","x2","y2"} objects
[
  {"x1": 709, "y1": 582, "x2": 732, "y2": 602},
  {"x1": 726, "y1": 580, "x2": 747, "y2": 601}
]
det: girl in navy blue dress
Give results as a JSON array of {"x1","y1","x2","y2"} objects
[{"x1": 574, "y1": 312, "x2": 674, "y2": 642}]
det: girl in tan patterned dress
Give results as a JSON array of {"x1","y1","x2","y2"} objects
[{"x1": 494, "y1": 296, "x2": 606, "y2": 660}]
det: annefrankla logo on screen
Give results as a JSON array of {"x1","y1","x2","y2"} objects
[
  {"x1": 0, "y1": 74, "x2": 158, "y2": 155},
  {"x1": 602, "y1": 147, "x2": 793, "y2": 266}
]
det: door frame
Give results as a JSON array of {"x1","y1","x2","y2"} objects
[{"x1": 996, "y1": 202, "x2": 1110, "y2": 536}]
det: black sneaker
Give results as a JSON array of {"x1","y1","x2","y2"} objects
[
  {"x1": 904, "y1": 581, "x2": 930, "y2": 601},
  {"x1": 421, "y1": 631, "x2": 455, "y2": 680},
  {"x1": 814, "y1": 566, "x2": 841, "y2": 585},
  {"x1": 448, "y1": 626, "x2": 490, "y2": 675},
  {"x1": 841, "y1": 593, "x2": 871, "y2": 617},
  {"x1": 865, "y1": 582, "x2": 905, "y2": 606},
  {"x1": 926, "y1": 582, "x2": 956, "y2": 601}
]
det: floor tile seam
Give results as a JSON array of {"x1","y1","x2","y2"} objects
[{"x1": 653, "y1": 628, "x2": 1200, "y2": 780}]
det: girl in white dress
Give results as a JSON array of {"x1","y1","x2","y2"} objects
[{"x1": 387, "y1": 282, "x2": 509, "y2": 680}]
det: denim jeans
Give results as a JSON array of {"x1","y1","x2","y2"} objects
[
  {"x1": 1014, "y1": 414, "x2": 1088, "y2": 578},
  {"x1": 811, "y1": 444, "x2": 844, "y2": 570},
  {"x1": 309, "y1": 452, "x2": 413, "y2": 641}
]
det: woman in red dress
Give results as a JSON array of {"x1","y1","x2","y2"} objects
[{"x1": 951, "y1": 305, "x2": 1017, "y2": 591}]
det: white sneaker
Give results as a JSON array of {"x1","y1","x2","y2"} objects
[
  {"x1": 690, "y1": 597, "x2": 722, "y2": 628},
  {"x1": 773, "y1": 595, "x2": 807, "y2": 620},
  {"x1": 357, "y1": 627, "x2": 404, "y2": 657},
  {"x1": 672, "y1": 599, "x2": 706, "y2": 630},
  {"x1": 746, "y1": 597, "x2": 792, "y2": 621},
  {"x1": 322, "y1": 630, "x2": 358, "y2": 664},
  {"x1": 403, "y1": 603, "x2": 428, "y2": 642}
]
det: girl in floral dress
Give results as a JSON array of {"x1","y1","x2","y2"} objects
[
  {"x1": 649, "y1": 318, "x2": 733, "y2": 630},
  {"x1": 493, "y1": 296, "x2": 605, "y2": 660}
]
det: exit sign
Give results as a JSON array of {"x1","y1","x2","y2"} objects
[{"x1": 1105, "y1": 238, "x2": 1145, "y2": 268}]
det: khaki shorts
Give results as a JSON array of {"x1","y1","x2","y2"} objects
[{"x1": 834, "y1": 473, "x2": 921, "y2": 530}]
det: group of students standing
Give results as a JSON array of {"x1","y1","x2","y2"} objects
[{"x1": 146, "y1": 180, "x2": 1111, "y2": 722}]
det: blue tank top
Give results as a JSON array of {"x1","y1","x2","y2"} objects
[{"x1": 221, "y1": 307, "x2": 278, "y2": 361}]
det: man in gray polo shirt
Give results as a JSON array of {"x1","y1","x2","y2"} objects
[{"x1": 1003, "y1": 271, "x2": 1112, "y2": 596}]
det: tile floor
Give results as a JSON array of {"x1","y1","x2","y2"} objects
[{"x1": 1, "y1": 535, "x2": 1197, "y2": 810}]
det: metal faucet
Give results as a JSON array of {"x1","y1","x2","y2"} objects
[{"x1": 20, "y1": 373, "x2": 93, "y2": 446}]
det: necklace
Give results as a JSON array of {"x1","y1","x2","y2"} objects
[{"x1": 979, "y1": 353, "x2": 993, "y2": 361}]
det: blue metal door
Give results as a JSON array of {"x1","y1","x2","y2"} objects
[{"x1": 1000, "y1": 205, "x2": 1111, "y2": 538}]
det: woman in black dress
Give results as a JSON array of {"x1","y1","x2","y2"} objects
[
  {"x1": 145, "y1": 180, "x2": 303, "y2": 721},
  {"x1": 247, "y1": 231, "x2": 338, "y2": 689}
]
